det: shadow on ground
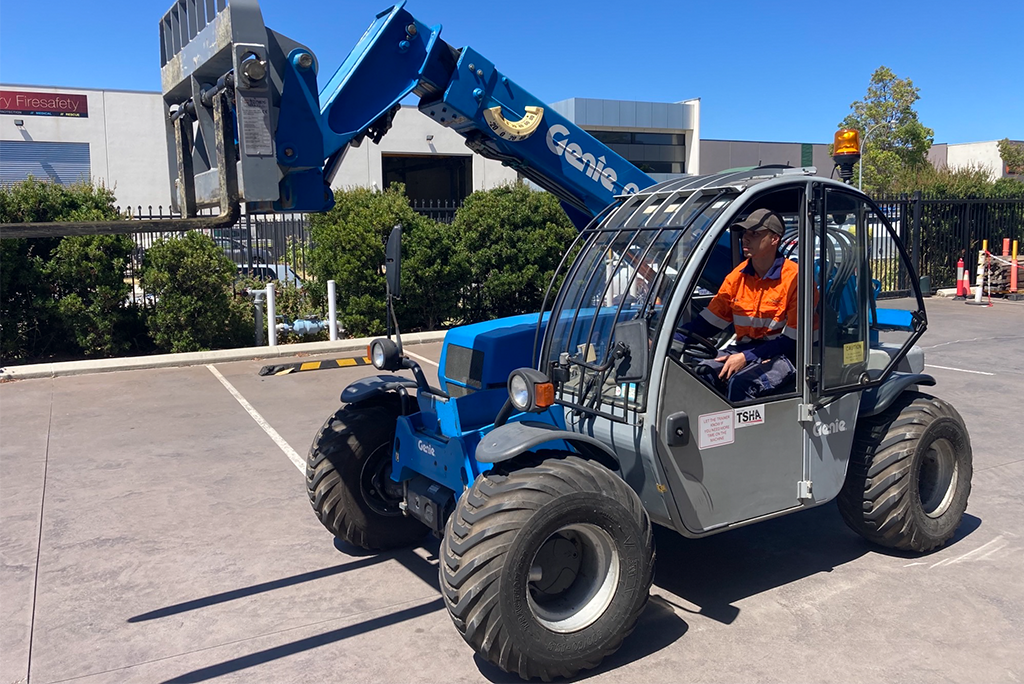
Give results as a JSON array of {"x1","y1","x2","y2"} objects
[
  {"x1": 150, "y1": 505, "x2": 982, "y2": 682},
  {"x1": 652, "y1": 504, "x2": 982, "y2": 625}
]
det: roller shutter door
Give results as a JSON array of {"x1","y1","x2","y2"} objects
[{"x1": 0, "y1": 140, "x2": 91, "y2": 186}]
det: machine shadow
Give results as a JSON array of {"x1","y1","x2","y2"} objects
[
  {"x1": 159, "y1": 541, "x2": 444, "y2": 683},
  {"x1": 128, "y1": 554, "x2": 394, "y2": 623},
  {"x1": 651, "y1": 504, "x2": 983, "y2": 624}
]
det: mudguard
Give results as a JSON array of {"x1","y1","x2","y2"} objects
[
  {"x1": 341, "y1": 374, "x2": 418, "y2": 404},
  {"x1": 859, "y1": 372, "x2": 935, "y2": 418},
  {"x1": 476, "y1": 420, "x2": 620, "y2": 472}
]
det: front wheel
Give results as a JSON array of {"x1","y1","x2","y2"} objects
[
  {"x1": 440, "y1": 455, "x2": 654, "y2": 681},
  {"x1": 838, "y1": 391, "x2": 972, "y2": 552},
  {"x1": 306, "y1": 402, "x2": 427, "y2": 550}
]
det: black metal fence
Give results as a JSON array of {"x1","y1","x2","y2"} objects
[
  {"x1": 121, "y1": 205, "x2": 310, "y2": 305},
  {"x1": 410, "y1": 198, "x2": 461, "y2": 224},
  {"x1": 874, "y1": 193, "x2": 1024, "y2": 291},
  {"x1": 120, "y1": 199, "x2": 459, "y2": 304},
  {"x1": 120, "y1": 194, "x2": 1021, "y2": 305}
]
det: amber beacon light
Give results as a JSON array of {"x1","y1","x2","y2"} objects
[{"x1": 832, "y1": 128, "x2": 861, "y2": 184}]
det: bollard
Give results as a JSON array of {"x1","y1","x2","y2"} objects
[
  {"x1": 253, "y1": 290, "x2": 265, "y2": 346},
  {"x1": 973, "y1": 251, "x2": 984, "y2": 304},
  {"x1": 328, "y1": 279, "x2": 338, "y2": 341},
  {"x1": 955, "y1": 257, "x2": 965, "y2": 299},
  {"x1": 1004, "y1": 238, "x2": 1011, "y2": 257},
  {"x1": 267, "y1": 282, "x2": 277, "y2": 346}
]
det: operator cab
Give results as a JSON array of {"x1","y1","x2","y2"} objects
[{"x1": 539, "y1": 166, "x2": 928, "y2": 533}]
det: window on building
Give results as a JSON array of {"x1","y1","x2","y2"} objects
[
  {"x1": 0, "y1": 140, "x2": 91, "y2": 186},
  {"x1": 587, "y1": 129, "x2": 686, "y2": 175}
]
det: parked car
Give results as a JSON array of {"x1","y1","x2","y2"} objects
[
  {"x1": 214, "y1": 237, "x2": 271, "y2": 265},
  {"x1": 237, "y1": 263, "x2": 303, "y2": 288}
]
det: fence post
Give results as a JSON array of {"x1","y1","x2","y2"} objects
[{"x1": 911, "y1": 190, "x2": 922, "y2": 276}]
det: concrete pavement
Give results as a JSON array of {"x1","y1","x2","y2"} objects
[{"x1": 1, "y1": 299, "x2": 1023, "y2": 683}]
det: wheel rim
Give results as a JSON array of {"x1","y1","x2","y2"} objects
[
  {"x1": 918, "y1": 437, "x2": 958, "y2": 518},
  {"x1": 359, "y1": 443, "x2": 403, "y2": 517},
  {"x1": 527, "y1": 523, "x2": 619, "y2": 633}
]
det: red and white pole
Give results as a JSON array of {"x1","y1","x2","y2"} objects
[{"x1": 955, "y1": 257, "x2": 965, "y2": 299}]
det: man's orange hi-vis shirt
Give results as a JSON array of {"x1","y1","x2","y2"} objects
[{"x1": 699, "y1": 255, "x2": 798, "y2": 361}]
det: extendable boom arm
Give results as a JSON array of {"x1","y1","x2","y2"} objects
[{"x1": 158, "y1": 0, "x2": 654, "y2": 225}]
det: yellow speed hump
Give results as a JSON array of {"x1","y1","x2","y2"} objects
[{"x1": 482, "y1": 105, "x2": 544, "y2": 142}]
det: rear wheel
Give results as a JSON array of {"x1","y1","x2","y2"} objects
[
  {"x1": 306, "y1": 401, "x2": 426, "y2": 550},
  {"x1": 839, "y1": 391, "x2": 972, "y2": 552},
  {"x1": 440, "y1": 454, "x2": 654, "y2": 681}
]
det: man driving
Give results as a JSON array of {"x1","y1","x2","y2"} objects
[{"x1": 676, "y1": 208, "x2": 798, "y2": 402}]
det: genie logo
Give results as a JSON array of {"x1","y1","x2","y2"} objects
[
  {"x1": 417, "y1": 440, "x2": 436, "y2": 457},
  {"x1": 813, "y1": 419, "x2": 848, "y2": 437},
  {"x1": 546, "y1": 124, "x2": 640, "y2": 195}
]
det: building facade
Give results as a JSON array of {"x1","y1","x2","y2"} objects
[
  {"x1": 7, "y1": 83, "x2": 1011, "y2": 210},
  {"x1": 929, "y1": 140, "x2": 1024, "y2": 181},
  {"x1": 1, "y1": 85, "x2": 173, "y2": 210}
]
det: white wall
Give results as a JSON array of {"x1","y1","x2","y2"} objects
[
  {"x1": 328, "y1": 106, "x2": 519, "y2": 192},
  {"x1": 1, "y1": 85, "x2": 173, "y2": 210},
  {"x1": 945, "y1": 141, "x2": 1004, "y2": 181}
]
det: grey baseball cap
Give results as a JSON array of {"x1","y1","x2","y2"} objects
[{"x1": 730, "y1": 208, "x2": 785, "y2": 236}]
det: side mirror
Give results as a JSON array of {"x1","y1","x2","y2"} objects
[
  {"x1": 613, "y1": 318, "x2": 649, "y2": 383},
  {"x1": 385, "y1": 224, "x2": 402, "y2": 298}
]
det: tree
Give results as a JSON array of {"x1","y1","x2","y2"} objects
[
  {"x1": 452, "y1": 182, "x2": 576, "y2": 322},
  {"x1": 998, "y1": 138, "x2": 1024, "y2": 176},
  {"x1": 839, "y1": 66, "x2": 934, "y2": 195}
]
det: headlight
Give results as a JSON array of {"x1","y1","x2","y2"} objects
[
  {"x1": 368, "y1": 338, "x2": 401, "y2": 371},
  {"x1": 507, "y1": 368, "x2": 555, "y2": 413},
  {"x1": 509, "y1": 373, "x2": 531, "y2": 411}
]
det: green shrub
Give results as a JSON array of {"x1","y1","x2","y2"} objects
[
  {"x1": 401, "y1": 218, "x2": 468, "y2": 331},
  {"x1": 141, "y1": 232, "x2": 251, "y2": 352},
  {"x1": 451, "y1": 182, "x2": 576, "y2": 322},
  {"x1": 44, "y1": 233, "x2": 137, "y2": 357},
  {"x1": 307, "y1": 183, "x2": 440, "y2": 337},
  {"x1": 0, "y1": 179, "x2": 143, "y2": 361}
]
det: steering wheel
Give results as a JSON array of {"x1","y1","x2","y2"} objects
[{"x1": 670, "y1": 329, "x2": 719, "y2": 360}]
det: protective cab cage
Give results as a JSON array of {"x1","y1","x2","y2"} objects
[{"x1": 536, "y1": 167, "x2": 928, "y2": 424}]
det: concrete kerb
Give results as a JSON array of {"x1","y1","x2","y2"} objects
[{"x1": 0, "y1": 330, "x2": 447, "y2": 381}]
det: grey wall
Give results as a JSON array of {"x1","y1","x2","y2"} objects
[{"x1": 700, "y1": 139, "x2": 834, "y2": 176}]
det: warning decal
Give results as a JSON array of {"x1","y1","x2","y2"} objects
[
  {"x1": 238, "y1": 95, "x2": 273, "y2": 156},
  {"x1": 698, "y1": 410, "x2": 735, "y2": 450}
]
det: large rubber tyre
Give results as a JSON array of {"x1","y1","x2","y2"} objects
[
  {"x1": 306, "y1": 402, "x2": 427, "y2": 550},
  {"x1": 838, "y1": 391, "x2": 972, "y2": 552},
  {"x1": 440, "y1": 454, "x2": 654, "y2": 681}
]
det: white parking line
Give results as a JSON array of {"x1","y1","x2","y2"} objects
[
  {"x1": 405, "y1": 350, "x2": 439, "y2": 368},
  {"x1": 207, "y1": 364, "x2": 305, "y2": 473},
  {"x1": 924, "y1": 364, "x2": 994, "y2": 376}
]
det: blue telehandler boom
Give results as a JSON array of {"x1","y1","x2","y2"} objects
[
  {"x1": 158, "y1": 1, "x2": 973, "y2": 680},
  {"x1": 159, "y1": 0, "x2": 652, "y2": 227}
]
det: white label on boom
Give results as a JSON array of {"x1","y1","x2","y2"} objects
[{"x1": 239, "y1": 95, "x2": 273, "y2": 156}]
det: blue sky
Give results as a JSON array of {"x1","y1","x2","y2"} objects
[{"x1": 1, "y1": 0, "x2": 1020, "y2": 144}]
